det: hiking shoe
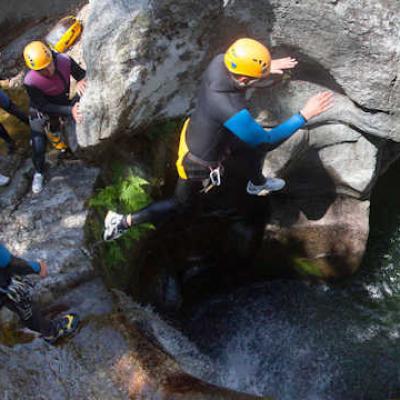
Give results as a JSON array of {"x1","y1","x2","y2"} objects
[
  {"x1": 32, "y1": 172, "x2": 44, "y2": 194},
  {"x1": 0, "y1": 173, "x2": 10, "y2": 187},
  {"x1": 43, "y1": 313, "x2": 80, "y2": 344},
  {"x1": 103, "y1": 210, "x2": 129, "y2": 241},
  {"x1": 246, "y1": 177, "x2": 286, "y2": 196}
]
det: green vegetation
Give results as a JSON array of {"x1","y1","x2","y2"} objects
[
  {"x1": 293, "y1": 257, "x2": 323, "y2": 278},
  {"x1": 89, "y1": 164, "x2": 154, "y2": 276}
]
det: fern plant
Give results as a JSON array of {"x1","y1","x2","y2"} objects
[{"x1": 89, "y1": 166, "x2": 154, "y2": 271}]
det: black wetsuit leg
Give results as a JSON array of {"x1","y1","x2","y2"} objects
[
  {"x1": 3, "y1": 297, "x2": 54, "y2": 336},
  {"x1": 0, "y1": 123, "x2": 14, "y2": 147},
  {"x1": 236, "y1": 146, "x2": 266, "y2": 185},
  {"x1": 249, "y1": 147, "x2": 267, "y2": 185},
  {"x1": 29, "y1": 111, "x2": 49, "y2": 174},
  {"x1": 131, "y1": 178, "x2": 204, "y2": 225}
]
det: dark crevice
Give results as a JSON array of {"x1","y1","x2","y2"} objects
[
  {"x1": 272, "y1": 45, "x2": 346, "y2": 94},
  {"x1": 390, "y1": 76, "x2": 398, "y2": 89},
  {"x1": 350, "y1": 100, "x2": 390, "y2": 115}
]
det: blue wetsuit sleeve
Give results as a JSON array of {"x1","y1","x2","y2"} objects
[
  {"x1": 0, "y1": 90, "x2": 11, "y2": 111},
  {"x1": 0, "y1": 244, "x2": 12, "y2": 268},
  {"x1": 224, "y1": 109, "x2": 306, "y2": 147},
  {"x1": 0, "y1": 243, "x2": 40, "y2": 274}
]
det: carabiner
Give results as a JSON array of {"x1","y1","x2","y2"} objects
[{"x1": 209, "y1": 167, "x2": 221, "y2": 186}]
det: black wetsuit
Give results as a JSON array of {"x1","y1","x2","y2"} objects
[
  {"x1": 24, "y1": 53, "x2": 85, "y2": 173},
  {"x1": 129, "y1": 54, "x2": 306, "y2": 225},
  {"x1": 0, "y1": 244, "x2": 55, "y2": 336}
]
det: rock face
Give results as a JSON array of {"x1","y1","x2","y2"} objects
[
  {"x1": 80, "y1": 0, "x2": 400, "y2": 277},
  {"x1": 79, "y1": 0, "x2": 222, "y2": 147},
  {"x1": 0, "y1": 160, "x2": 100, "y2": 306}
]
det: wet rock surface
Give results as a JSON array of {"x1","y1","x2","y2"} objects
[
  {"x1": 0, "y1": 161, "x2": 100, "y2": 306},
  {"x1": 0, "y1": 152, "x2": 260, "y2": 399},
  {"x1": 0, "y1": 279, "x2": 129, "y2": 400}
]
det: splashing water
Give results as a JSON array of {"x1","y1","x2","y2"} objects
[{"x1": 165, "y1": 163, "x2": 400, "y2": 399}]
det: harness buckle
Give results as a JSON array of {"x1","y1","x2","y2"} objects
[{"x1": 209, "y1": 166, "x2": 221, "y2": 187}]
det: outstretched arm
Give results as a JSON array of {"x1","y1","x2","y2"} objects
[
  {"x1": 224, "y1": 109, "x2": 306, "y2": 146},
  {"x1": 270, "y1": 57, "x2": 298, "y2": 75},
  {"x1": 0, "y1": 243, "x2": 44, "y2": 277},
  {"x1": 224, "y1": 91, "x2": 334, "y2": 147}
]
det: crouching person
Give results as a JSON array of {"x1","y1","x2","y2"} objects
[
  {"x1": 23, "y1": 41, "x2": 87, "y2": 194},
  {"x1": 0, "y1": 243, "x2": 79, "y2": 344}
]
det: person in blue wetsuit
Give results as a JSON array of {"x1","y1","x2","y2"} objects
[
  {"x1": 0, "y1": 243, "x2": 79, "y2": 344},
  {"x1": 103, "y1": 38, "x2": 333, "y2": 241},
  {"x1": 0, "y1": 89, "x2": 29, "y2": 155}
]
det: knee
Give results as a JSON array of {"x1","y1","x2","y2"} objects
[{"x1": 31, "y1": 134, "x2": 46, "y2": 155}]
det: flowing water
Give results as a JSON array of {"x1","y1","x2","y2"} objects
[{"x1": 160, "y1": 161, "x2": 400, "y2": 400}]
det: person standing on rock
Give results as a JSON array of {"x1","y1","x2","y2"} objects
[
  {"x1": 0, "y1": 243, "x2": 80, "y2": 344},
  {"x1": 0, "y1": 89, "x2": 29, "y2": 155},
  {"x1": 23, "y1": 41, "x2": 87, "y2": 194},
  {"x1": 103, "y1": 38, "x2": 333, "y2": 241}
]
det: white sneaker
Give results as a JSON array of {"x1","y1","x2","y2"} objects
[
  {"x1": 103, "y1": 210, "x2": 129, "y2": 241},
  {"x1": 0, "y1": 173, "x2": 10, "y2": 186},
  {"x1": 246, "y1": 177, "x2": 286, "y2": 196},
  {"x1": 32, "y1": 172, "x2": 44, "y2": 194}
]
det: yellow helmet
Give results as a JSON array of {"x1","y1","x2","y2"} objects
[
  {"x1": 23, "y1": 41, "x2": 53, "y2": 70},
  {"x1": 224, "y1": 38, "x2": 271, "y2": 79}
]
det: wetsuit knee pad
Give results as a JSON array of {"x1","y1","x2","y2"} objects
[{"x1": 29, "y1": 114, "x2": 48, "y2": 133}]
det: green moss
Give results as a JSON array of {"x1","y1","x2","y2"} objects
[
  {"x1": 89, "y1": 164, "x2": 154, "y2": 283},
  {"x1": 293, "y1": 257, "x2": 323, "y2": 278}
]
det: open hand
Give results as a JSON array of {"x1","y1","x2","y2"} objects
[
  {"x1": 270, "y1": 57, "x2": 298, "y2": 75},
  {"x1": 72, "y1": 102, "x2": 83, "y2": 124},
  {"x1": 39, "y1": 261, "x2": 48, "y2": 278},
  {"x1": 300, "y1": 91, "x2": 334, "y2": 121},
  {"x1": 76, "y1": 78, "x2": 87, "y2": 97}
]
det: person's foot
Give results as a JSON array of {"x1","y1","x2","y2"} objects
[
  {"x1": 43, "y1": 313, "x2": 80, "y2": 344},
  {"x1": 103, "y1": 210, "x2": 129, "y2": 241},
  {"x1": 32, "y1": 172, "x2": 44, "y2": 194},
  {"x1": 0, "y1": 173, "x2": 10, "y2": 187},
  {"x1": 246, "y1": 177, "x2": 286, "y2": 196}
]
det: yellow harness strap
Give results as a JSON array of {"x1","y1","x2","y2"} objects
[{"x1": 176, "y1": 118, "x2": 190, "y2": 180}]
